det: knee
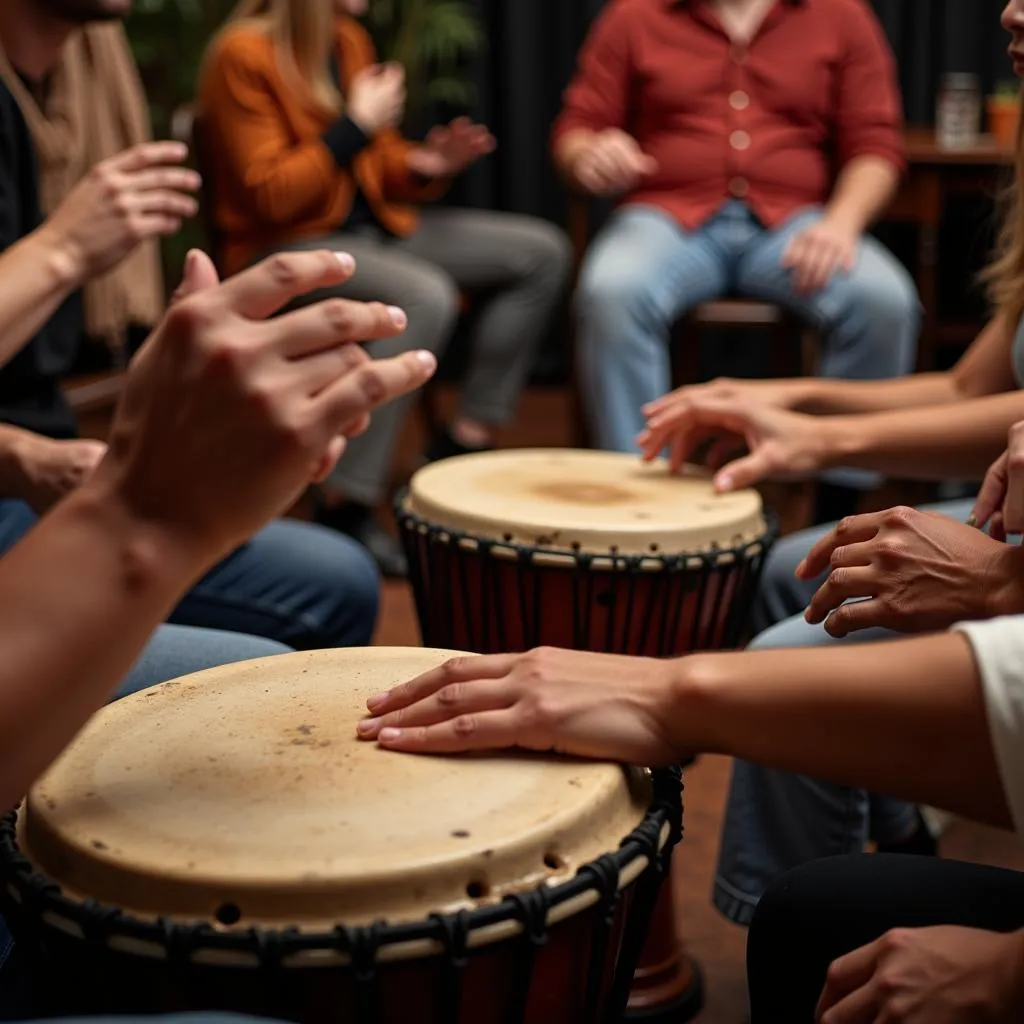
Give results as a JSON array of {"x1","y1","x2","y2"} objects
[
  {"x1": 523, "y1": 220, "x2": 573, "y2": 289},
  {"x1": 312, "y1": 530, "x2": 381, "y2": 647},
  {"x1": 402, "y1": 266, "x2": 460, "y2": 351},
  {"x1": 849, "y1": 260, "x2": 920, "y2": 337},
  {"x1": 575, "y1": 252, "x2": 661, "y2": 342}
]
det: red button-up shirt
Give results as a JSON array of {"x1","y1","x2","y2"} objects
[{"x1": 553, "y1": 0, "x2": 905, "y2": 230}]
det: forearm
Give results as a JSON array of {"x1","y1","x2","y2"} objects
[
  {"x1": 675, "y1": 633, "x2": 1009, "y2": 829},
  {"x1": 0, "y1": 480, "x2": 209, "y2": 808},
  {"x1": 0, "y1": 228, "x2": 80, "y2": 369},
  {"x1": 795, "y1": 371, "x2": 959, "y2": 416},
  {"x1": 824, "y1": 154, "x2": 900, "y2": 235},
  {"x1": 820, "y1": 390, "x2": 1024, "y2": 479}
]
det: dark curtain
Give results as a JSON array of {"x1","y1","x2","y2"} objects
[{"x1": 451, "y1": 0, "x2": 1014, "y2": 222}]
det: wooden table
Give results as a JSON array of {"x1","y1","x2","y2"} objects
[{"x1": 886, "y1": 128, "x2": 1014, "y2": 370}]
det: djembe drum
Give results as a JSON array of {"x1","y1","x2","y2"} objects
[
  {"x1": 397, "y1": 449, "x2": 777, "y2": 1022},
  {"x1": 0, "y1": 648, "x2": 682, "y2": 1024}
]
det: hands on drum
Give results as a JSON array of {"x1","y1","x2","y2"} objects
[
  {"x1": 636, "y1": 385, "x2": 832, "y2": 491},
  {"x1": 795, "y1": 506, "x2": 1024, "y2": 638},
  {"x1": 356, "y1": 647, "x2": 686, "y2": 764}
]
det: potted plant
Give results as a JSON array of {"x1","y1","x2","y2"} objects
[
  {"x1": 367, "y1": 0, "x2": 484, "y2": 130},
  {"x1": 988, "y1": 80, "x2": 1021, "y2": 150}
]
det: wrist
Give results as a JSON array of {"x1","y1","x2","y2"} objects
[
  {"x1": 72, "y1": 474, "x2": 224, "y2": 595},
  {"x1": 27, "y1": 223, "x2": 87, "y2": 291},
  {"x1": 663, "y1": 653, "x2": 732, "y2": 757},
  {"x1": 821, "y1": 206, "x2": 865, "y2": 238},
  {"x1": 0, "y1": 426, "x2": 39, "y2": 499},
  {"x1": 815, "y1": 415, "x2": 868, "y2": 471},
  {"x1": 985, "y1": 545, "x2": 1024, "y2": 619}
]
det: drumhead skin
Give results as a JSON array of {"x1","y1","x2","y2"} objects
[
  {"x1": 20, "y1": 648, "x2": 650, "y2": 930},
  {"x1": 405, "y1": 449, "x2": 765, "y2": 555}
]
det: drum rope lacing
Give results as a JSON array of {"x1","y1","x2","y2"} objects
[
  {"x1": 0, "y1": 766, "x2": 685, "y2": 1024},
  {"x1": 396, "y1": 496, "x2": 778, "y2": 657}
]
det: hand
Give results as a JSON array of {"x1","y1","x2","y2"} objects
[
  {"x1": 7, "y1": 433, "x2": 107, "y2": 514},
  {"x1": 347, "y1": 63, "x2": 406, "y2": 134},
  {"x1": 815, "y1": 926, "x2": 1024, "y2": 1023},
  {"x1": 971, "y1": 421, "x2": 1024, "y2": 541},
  {"x1": 406, "y1": 118, "x2": 496, "y2": 179},
  {"x1": 40, "y1": 142, "x2": 200, "y2": 287},
  {"x1": 639, "y1": 377, "x2": 813, "y2": 455},
  {"x1": 781, "y1": 216, "x2": 859, "y2": 295},
  {"x1": 90, "y1": 248, "x2": 436, "y2": 562},
  {"x1": 571, "y1": 129, "x2": 658, "y2": 196},
  {"x1": 355, "y1": 646, "x2": 684, "y2": 764},
  {"x1": 635, "y1": 394, "x2": 829, "y2": 491},
  {"x1": 798, "y1": 506, "x2": 1023, "y2": 637}
]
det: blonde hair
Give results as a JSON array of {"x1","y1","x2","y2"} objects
[
  {"x1": 982, "y1": 96, "x2": 1024, "y2": 327},
  {"x1": 222, "y1": 0, "x2": 342, "y2": 116}
]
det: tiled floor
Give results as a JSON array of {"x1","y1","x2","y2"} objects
[{"x1": 377, "y1": 386, "x2": 1024, "y2": 1023}]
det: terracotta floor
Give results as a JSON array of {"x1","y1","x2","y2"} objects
[{"x1": 376, "y1": 386, "x2": 1024, "y2": 1023}]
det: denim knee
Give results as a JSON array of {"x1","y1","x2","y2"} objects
[
  {"x1": 309, "y1": 527, "x2": 381, "y2": 647},
  {"x1": 843, "y1": 258, "x2": 920, "y2": 372}
]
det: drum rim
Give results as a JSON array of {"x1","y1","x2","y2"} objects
[
  {"x1": 396, "y1": 489, "x2": 780, "y2": 567},
  {"x1": 0, "y1": 768, "x2": 683, "y2": 969}
]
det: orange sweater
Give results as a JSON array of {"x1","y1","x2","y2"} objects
[{"x1": 198, "y1": 18, "x2": 443, "y2": 276}]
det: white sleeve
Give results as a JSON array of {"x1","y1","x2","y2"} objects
[{"x1": 955, "y1": 615, "x2": 1024, "y2": 835}]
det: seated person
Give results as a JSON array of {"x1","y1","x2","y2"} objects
[
  {"x1": 557, "y1": 0, "x2": 919, "y2": 521},
  {"x1": 0, "y1": 17, "x2": 168, "y2": 357},
  {"x1": 0, "y1": 246, "x2": 436, "y2": 1019},
  {"x1": 198, "y1": 0, "x2": 572, "y2": 577},
  {"x1": 0, "y1": 0, "x2": 384, "y2": 657},
  {"x1": 357, "y1": 435, "x2": 1024, "y2": 1020}
]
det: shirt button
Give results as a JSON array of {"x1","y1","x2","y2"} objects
[
  {"x1": 730, "y1": 90, "x2": 750, "y2": 111},
  {"x1": 729, "y1": 177, "x2": 749, "y2": 198},
  {"x1": 730, "y1": 130, "x2": 751, "y2": 151}
]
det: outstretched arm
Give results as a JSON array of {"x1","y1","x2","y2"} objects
[
  {"x1": 0, "y1": 249, "x2": 435, "y2": 810},
  {"x1": 359, "y1": 631, "x2": 1010, "y2": 831}
]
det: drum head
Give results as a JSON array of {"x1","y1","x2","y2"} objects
[
  {"x1": 21, "y1": 649, "x2": 649, "y2": 929},
  {"x1": 405, "y1": 449, "x2": 765, "y2": 555}
]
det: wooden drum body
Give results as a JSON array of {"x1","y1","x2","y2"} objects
[
  {"x1": 397, "y1": 449, "x2": 775, "y2": 657},
  {"x1": 0, "y1": 649, "x2": 682, "y2": 1024}
]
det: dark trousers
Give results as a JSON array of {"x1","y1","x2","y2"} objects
[{"x1": 747, "y1": 853, "x2": 1024, "y2": 1022}]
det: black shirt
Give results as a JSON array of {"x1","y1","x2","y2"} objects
[{"x1": 0, "y1": 76, "x2": 80, "y2": 439}]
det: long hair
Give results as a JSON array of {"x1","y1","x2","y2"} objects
[
  {"x1": 222, "y1": 0, "x2": 342, "y2": 116},
  {"x1": 982, "y1": 100, "x2": 1024, "y2": 327}
]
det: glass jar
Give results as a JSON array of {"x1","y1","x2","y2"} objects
[{"x1": 937, "y1": 73, "x2": 982, "y2": 149}]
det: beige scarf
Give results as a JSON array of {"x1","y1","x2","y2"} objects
[{"x1": 0, "y1": 22, "x2": 165, "y2": 356}]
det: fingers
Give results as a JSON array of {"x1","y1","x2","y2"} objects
[
  {"x1": 217, "y1": 250, "x2": 357, "y2": 321},
  {"x1": 991, "y1": 510, "x2": 1008, "y2": 543},
  {"x1": 796, "y1": 513, "x2": 884, "y2": 580},
  {"x1": 286, "y1": 342, "x2": 369, "y2": 397},
  {"x1": 366, "y1": 654, "x2": 519, "y2": 716},
  {"x1": 357, "y1": 678, "x2": 515, "y2": 740},
  {"x1": 712, "y1": 449, "x2": 772, "y2": 492},
  {"x1": 814, "y1": 939, "x2": 882, "y2": 1022},
  {"x1": 805, "y1": 567, "x2": 875, "y2": 624},
  {"x1": 134, "y1": 189, "x2": 200, "y2": 219},
  {"x1": 170, "y1": 249, "x2": 220, "y2": 304},
  {"x1": 316, "y1": 348, "x2": 437, "y2": 436},
  {"x1": 373, "y1": 710, "x2": 524, "y2": 754},
  {"x1": 267, "y1": 298, "x2": 407, "y2": 359},
  {"x1": 971, "y1": 453, "x2": 1008, "y2": 529},
  {"x1": 311, "y1": 435, "x2": 348, "y2": 483},
  {"x1": 107, "y1": 140, "x2": 189, "y2": 174},
  {"x1": 123, "y1": 167, "x2": 202, "y2": 195}
]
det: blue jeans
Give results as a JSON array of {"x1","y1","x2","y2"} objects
[
  {"x1": 0, "y1": 499, "x2": 380, "y2": 657},
  {"x1": 576, "y1": 202, "x2": 919, "y2": 487},
  {"x1": 713, "y1": 498, "x2": 975, "y2": 926}
]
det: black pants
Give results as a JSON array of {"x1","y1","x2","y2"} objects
[{"x1": 747, "y1": 853, "x2": 1024, "y2": 1022}]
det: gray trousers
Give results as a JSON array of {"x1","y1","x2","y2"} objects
[{"x1": 280, "y1": 208, "x2": 571, "y2": 505}]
